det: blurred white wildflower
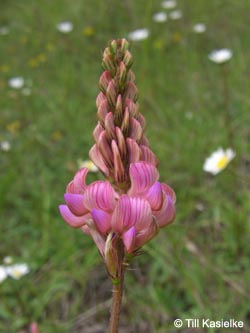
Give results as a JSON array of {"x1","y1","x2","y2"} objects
[
  {"x1": 56, "y1": 21, "x2": 73, "y2": 33},
  {"x1": 193, "y1": 23, "x2": 206, "y2": 34},
  {"x1": 169, "y1": 10, "x2": 183, "y2": 20},
  {"x1": 0, "y1": 141, "x2": 11, "y2": 152},
  {"x1": 3, "y1": 256, "x2": 13, "y2": 265},
  {"x1": 153, "y1": 12, "x2": 167, "y2": 23},
  {"x1": 0, "y1": 266, "x2": 7, "y2": 283},
  {"x1": 6, "y1": 263, "x2": 30, "y2": 280},
  {"x1": 0, "y1": 26, "x2": 9, "y2": 35},
  {"x1": 8, "y1": 77, "x2": 24, "y2": 89},
  {"x1": 77, "y1": 159, "x2": 98, "y2": 173},
  {"x1": 203, "y1": 148, "x2": 235, "y2": 175},
  {"x1": 208, "y1": 49, "x2": 232, "y2": 64},
  {"x1": 161, "y1": 0, "x2": 177, "y2": 9},
  {"x1": 128, "y1": 28, "x2": 149, "y2": 41}
]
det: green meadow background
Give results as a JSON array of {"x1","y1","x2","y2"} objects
[{"x1": 1, "y1": 0, "x2": 250, "y2": 332}]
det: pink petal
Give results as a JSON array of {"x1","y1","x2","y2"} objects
[
  {"x1": 136, "y1": 113, "x2": 146, "y2": 130},
  {"x1": 125, "y1": 98, "x2": 139, "y2": 117},
  {"x1": 93, "y1": 123, "x2": 104, "y2": 142},
  {"x1": 126, "y1": 138, "x2": 141, "y2": 164},
  {"x1": 140, "y1": 145, "x2": 159, "y2": 166},
  {"x1": 129, "y1": 118, "x2": 143, "y2": 142},
  {"x1": 59, "y1": 205, "x2": 89, "y2": 228},
  {"x1": 96, "y1": 92, "x2": 107, "y2": 109},
  {"x1": 128, "y1": 161, "x2": 159, "y2": 195},
  {"x1": 99, "y1": 70, "x2": 112, "y2": 92},
  {"x1": 144, "y1": 182, "x2": 163, "y2": 210},
  {"x1": 153, "y1": 195, "x2": 176, "y2": 227},
  {"x1": 105, "y1": 112, "x2": 116, "y2": 140},
  {"x1": 86, "y1": 220, "x2": 106, "y2": 257},
  {"x1": 97, "y1": 131, "x2": 113, "y2": 168},
  {"x1": 115, "y1": 127, "x2": 126, "y2": 159},
  {"x1": 91, "y1": 209, "x2": 111, "y2": 234},
  {"x1": 89, "y1": 144, "x2": 109, "y2": 176},
  {"x1": 97, "y1": 99, "x2": 109, "y2": 124},
  {"x1": 72, "y1": 168, "x2": 89, "y2": 193},
  {"x1": 161, "y1": 183, "x2": 176, "y2": 204},
  {"x1": 64, "y1": 193, "x2": 88, "y2": 216},
  {"x1": 83, "y1": 181, "x2": 116, "y2": 212},
  {"x1": 122, "y1": 226, "x2": 136, "y2": 253},
  {"x1": 112, "y1": 140, "x2": 125, "y2": 183},
  {"x1": 135, "y1": 218, "x2": 158, "y2": 249},
  {"x1": 111, "y1": 196, "x2": 152, "y2": 233}
]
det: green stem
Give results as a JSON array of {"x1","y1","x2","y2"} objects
[{"x1": 109, "y1": 269, "x2": 124, "y2": 333}]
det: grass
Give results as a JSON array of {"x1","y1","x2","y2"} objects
[{"x1": 0, "y1": 0, "x2": 250, "y2": 332}]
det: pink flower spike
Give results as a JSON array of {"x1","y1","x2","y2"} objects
[
  {"x1": 83, "y1": 181, "x2": 116, "y2": 212},
  {"x1": 59, "y1": 205, "x2": 88, "y2": 228},
  {"x1": 128, "y1": 161, "x2": 159, "y2": 195},
  {"x1": 154, "y1": 195, "x2": 176, "y2": 228},
  {"x1": 29, "y1": 322, "x2": 39, "y2": 333},
  {"x1": 122, "y1": 226, "x2": 136, "y2": 253},
  {"x1": 145, "y1": 182, "x2": 163, "y2": 210},
  {"x1": 64, "y1": 193, "x2": 88, "y2": 216},
  {"x1": 91, "y1": 209, "x2": 112, "y2": 234}
]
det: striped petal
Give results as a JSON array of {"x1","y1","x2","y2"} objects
[
  {"x1": 140, "y1": 145, "x2": 159, "y2": 166},
  {"x1": 153, "y1": 194, "x2": 176, "y2": 227},
  {"x1": 144, "y1": 182, "x2": 163, "y2": 210},
  {"x1": 126, "y1": 138, "x2": 141, "y2": 164},
  {"x1": 83, "y1": 181, "x2": 116, "y2": 212},
  {"x1": 161, "y1": 183, "x2": 176, "y2": 204},
  {"x1": 89, "y1": 144, "x2": 109, "y2": 176},
  {"x1": 111, "y1": 196, "x2": 152, "y2": 233},
  {"x1": 135, "y1": 218, "x2": 158, "y2": 249},
  {"x1": 72, "y1": 168, "x2": 89, "y2": 193},
  {"x1": 128, "y1": 161, "x2": 159, "y2": 195},
  {"x1": 91, "y1": 209, "x2": 111, "y2": 234},
  {"x1": 64, "y1": 193, "x2": 88, "y2": 216},
  {"x1": 59, "y1": 205, "x2": 89, "y2": 228},
  {"x1": 122, "y1": 226, "x2": 136, "y2": 253}
]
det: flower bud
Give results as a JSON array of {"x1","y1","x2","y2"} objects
[{"x1": 123, "y1": 50, "x2": 133, "y2": 68}]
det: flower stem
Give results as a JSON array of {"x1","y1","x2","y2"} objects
[{"x1": 109, "y1": 269, "x2": 124, "y2": 333}]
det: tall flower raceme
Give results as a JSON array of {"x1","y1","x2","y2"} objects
[{"x1": 59, "y1": 39, "x2": 176, "y2": 332}]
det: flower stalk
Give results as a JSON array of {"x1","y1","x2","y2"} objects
[{"x1": 59, "y1": 39, "x2": 176, "y2": 332}]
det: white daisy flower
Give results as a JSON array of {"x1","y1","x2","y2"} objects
[
  {"x1": 56, "y1": 21, "x2": 73, "y2": 34},
  {"x1": 153, "y1": 12, "x2": 167, "y2": 23},
  {"x1": 8, "y1": 77, "x2": 24, "y2": 89},
  {"x1": 208, "y1": 49, "x2": 232, "y2": 64},
  {"x1": 169, "y1": 10, "x2": 183, "y2": 20},
  {"x1": 161, "y1": 0, "x2": 177, "y2": 9},
  {"x1": 0, "y1": 140, "x2": 11, "y2": 152},
  {"x1": 77, "y1": 159, "x2": 98, "y2": 173},
  {"x1": 203, "y1": 148, "x2": 236, "y2": 175},
  {"x1": 128, "y1": 28, "x2": 149, "y2": 42},
  {"x1": 0, "y1": 26, "x2": 9, "y2": 35},
  {"x1": 3, "y1": 256, "x2": 13, "y2": 265},
  {"x1": 0, "y1": 266, "x2": 7, "y2": 283},
  {"x1": 193, "y1": 23, "x2": 206, "y2": 34},
  {"x1": 6, "y1": 263, "x2": 30, "y2": 280}
]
